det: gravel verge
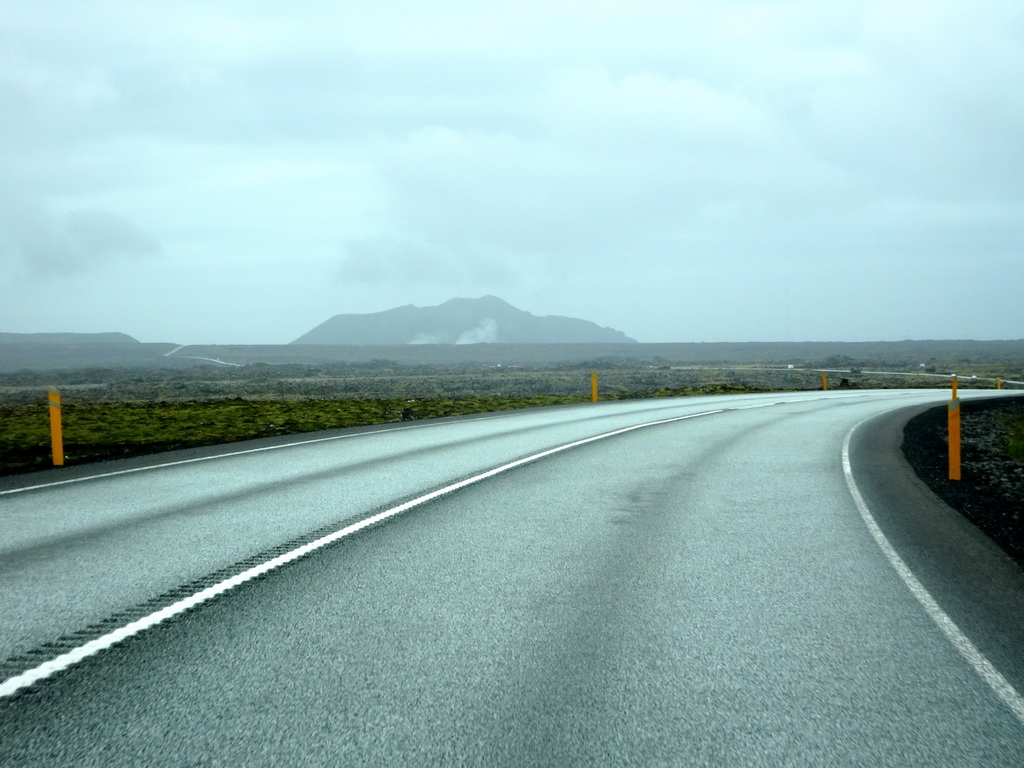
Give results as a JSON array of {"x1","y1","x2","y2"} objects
[{"x1": 903, "y1": 397, "x2": 1024, "y2": 567}]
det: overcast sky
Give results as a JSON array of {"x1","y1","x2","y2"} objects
[{"x1": 1, "y1": 1, "x2": 1022, "y2": 345}]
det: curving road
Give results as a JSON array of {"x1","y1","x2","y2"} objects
[{"x1": 1, "y1": 390, "x2": 1023, "y2": 765}]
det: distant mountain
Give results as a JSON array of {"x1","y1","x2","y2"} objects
[
  {"x1": 292, "y1": 296, "x2": 638, "y2": 345},
  {"x1": 0, "y1": 332, "x2": 140, "y2": 345}
]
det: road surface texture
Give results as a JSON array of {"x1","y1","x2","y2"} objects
[{"x1": 1, "y1": 390, "x2": 1023, "y2": 765}]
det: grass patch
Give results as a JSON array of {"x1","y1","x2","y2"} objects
[
  {"x1": 1006, "y1": 414, "x2": 1024, "y2": 461},
  {"x1": 0, "y1": 385, "x2": 770, "y2": 476},
  {"x1": 0, "y1": 395, "x2": 589, "y2": 475}
]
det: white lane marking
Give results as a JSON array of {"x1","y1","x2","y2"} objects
[
  {"x1": 0, "y1": 390, "x2": 930, "y2": 497},
  {"x1": 0, "y1": 409, "x2": 723, "y2": 698},
  {"x1": 842, "y1": 422, "x2": 1024, "y2": 727},
  {"x1": 0, "y1": 413, "x2": 515, "y2": 497},
  {"x1": 731, "y1": 392, "x2": 892, "y2": 411},
  {"x1": 0, "y1": 398, "x2": 724, "y2": 497}
]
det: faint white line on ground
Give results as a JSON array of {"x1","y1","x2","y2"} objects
[
  {"x1": 0, "y1": 408, "x2": 723, "y2": 698},
  {"x1": 158, "y1": 346, "x2": 242, "y2": 365},
  {"x1": 178, "y1": 356, "x2": 243, "y2": 367},
  {"x1": 842, "y1": 422, "x2": 1024, "y2": 728}
]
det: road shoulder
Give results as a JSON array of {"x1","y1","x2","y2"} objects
[{"x1": 848, "y1": 403, "x2": 1024, "y2": 699}]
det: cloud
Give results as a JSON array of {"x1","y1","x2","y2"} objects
[
  {"x1": 0, "y1": 197, "x2": 160, "y2": 276},
  {"x1": 406, "y1": 319, "x2": 498, "y2": 345},
  {"x1": 408, "y1": 332, "x2": 440, "y2": 345},
  {"x1": 456, "y1": 318, "x2": 498, "y2": 344},
  {"x1": 2, "y1": 1, "x2": 1022, "y2": 343},
  {"x1": 0, "y1": 44, "x2": 120, "y2": 113},
  {"x1": 338, "y1": 237, "x2": 516, "y2": 289}
]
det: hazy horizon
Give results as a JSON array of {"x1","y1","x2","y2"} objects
[
  {"x1": 2, "y1": 2, "x2": 1022, "y2": 345},
  {"x1": 5, "y1": 294, "x2": 1024, "y2": 349}
]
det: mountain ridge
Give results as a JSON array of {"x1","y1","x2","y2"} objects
[
  {"x1": 291, "y1": 296, "x2": 638, "y2": 345},
  {"x1": 0, "y1": 332, "x2": 139, "y2": 345}
]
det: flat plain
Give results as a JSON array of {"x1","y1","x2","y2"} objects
[{"x1": 2, "y1": 339, "x2": 1022, "y2": 477}]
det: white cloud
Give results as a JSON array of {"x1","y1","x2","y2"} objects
[
  {"x1": 456, "y1": 318, "x2": 498, "y2": 344},
  {"x1": 0, "y1": 48, "x2": 119, "y2": 114},
  {"x1": 1, "y1": 1, "x2": 1022, "y2": 343},
  {"x1": 0, "y1": 196, "x2": 159, "y2": 277}
]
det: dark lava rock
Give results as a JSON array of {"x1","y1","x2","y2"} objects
[{"x1": 903, "y1": 397, "x2": 1024, "y2": 567}]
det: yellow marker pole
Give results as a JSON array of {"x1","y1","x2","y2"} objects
[
  {"x1": 951, "y1": 376, "x2": 958, "y2": 399},
  {"x1": 997, "y1": 378, "x2": 1002, "y2": 390},
  {"x1": 821, "y1": 372, "x2": 828, "y2": 391},
  {"x1": 948, "y1": 397, "x2": 960, "y2": 481},
  {"x1": 591, "y1": 372, "x2": 598, "y2": 403},
  {"x1": 48, "y1": 386, "x2": 64, "y2": 467}
]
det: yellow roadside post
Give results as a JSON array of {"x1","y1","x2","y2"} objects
[
  {"x1": 591, "y1": 372, "x2": 598, "y2": 403},
  {"x1": 948, "y1": 376, "x2": 960, "y2": 481},
  {"x1": 948, "y1": 399, "x2": 961, "y2": 480},
  {"x1": 997, "y1": 378, "x2": 1002, "y2": 390},
  {"x1": 821, "y1": 372, "x2": 828, "y2": 391},
  {"x1": 48, "y1": 386, "x2": 64, "y2": 467}
]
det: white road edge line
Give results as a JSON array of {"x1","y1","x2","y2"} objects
[
  {"x1": 0, "y1": 413, "x2": 512, "y2": 497},
  {"x1": 0, "y1": 398, "x2": 721, "y2": 497},
  {"x1": 0, "y1": 391, "x2": 894, "y2": 497},
  {"x1": 0, "y1": 408, "x2": 723, "y2": 699},
  {"x1": 842, "y1": 420, "x2": 1024, "y2": 727}
]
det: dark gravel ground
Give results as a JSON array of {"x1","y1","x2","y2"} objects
[{"x1": 903, "y1": 397, "x2": 1024, "y2": 567}]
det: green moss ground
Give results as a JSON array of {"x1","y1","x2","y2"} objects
[
  {"x1": 0, "y1": 385, "x2": 766, "y2": 476},
  {"x1": 0, "y1": 396, "x2": 593, "y2": 475},
  {"x1": 1006, "y1": 414, "x2": 1024, "y2": 461}
]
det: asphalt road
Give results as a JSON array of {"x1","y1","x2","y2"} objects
[{"x1": 1, "y1": 390, "x2": 1023, "y2": 765}]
